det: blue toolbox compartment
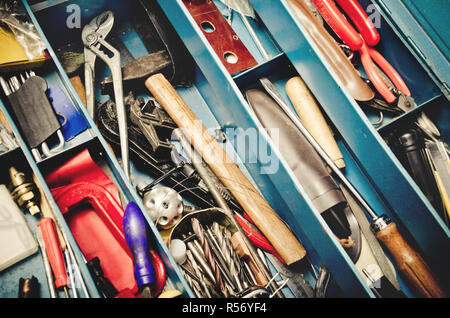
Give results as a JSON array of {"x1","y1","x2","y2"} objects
[
  {"x1": 155, "y1": 0, "x2": 450, "y2": 297},
  {"x1": 0, "y1": 0, "x2": 191, "y2": 298},
  {"x1": 245, "y1": 0, "x2": 450, "y2": 293},
  {"x1": 0, "y1": 0, "x2": 448, "y2": 298}
]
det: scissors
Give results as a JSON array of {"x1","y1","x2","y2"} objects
[{"x1": 313, "y1": 0, "x2": 411, "y2": 105}]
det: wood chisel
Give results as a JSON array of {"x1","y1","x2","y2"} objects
[{"x1": 227, "y1": 1, "x2": 359, "y2": 259}]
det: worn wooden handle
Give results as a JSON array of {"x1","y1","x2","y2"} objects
[
  {"x1": 146, "y1": 73, "x2": 306, "y2": 264},
  {"x1": 376, "y1": 222, "x2": 446, "y2": 298},
  {"x1": 70, "y1": 76, "x2": 86, "y2": 106},
  {"x1": 231, "y1": 232, "x2": 267, "y2": 286},
  {"x1": 286, "y1": 76, "x2": 345, "y2": 169}
]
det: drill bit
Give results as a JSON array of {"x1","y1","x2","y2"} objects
[
  {"x1": 191, "y1": 218, "x2": 228, "y2": 297},
  {"x1": 181, "y1": 268, "x2": 203, "y2": 298},
  {"x1": 223, "y1": 227, "x2": 247, "y2": 287},
  {"x1": 184, "y1": 234, "x2": 216, "y2": 285},
  {"x1": 141, "y1": 286, "x2": 152, "y2": 298},
  {"x1": 204, "y1": 226, "x2": 237, "y2": 291},
  {"x1": 185, "y1": 249, "x2": 211, "y2": 298},
  {"x1": 212, "y1": 223, "x2": 243, "y2": 292},
  {"x1": 174, "y1": 130, "x2": 282, "y2": 295}
]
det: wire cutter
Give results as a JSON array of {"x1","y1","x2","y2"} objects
[
  {"x1": 82, "y1": 11, "x2": 130, "y2": 179},
  {"x1": 313, "y1": 0, "x2": 411, "y2": 104}
]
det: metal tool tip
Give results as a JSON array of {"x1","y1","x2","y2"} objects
[{"x1": 141, "y1": 286, "x2": 152, "y2": 298}]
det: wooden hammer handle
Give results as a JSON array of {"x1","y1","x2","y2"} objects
[
  {"x1": 376, "y1": 222, "x2": 446, "y2": 298},
  {"x1": 146, "y1": 73, "x2": 306, "y2": 265},
  {"x1": 286, "y1": 76, "x2": 345, "y2": 169}
]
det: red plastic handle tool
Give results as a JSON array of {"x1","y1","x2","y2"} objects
[
  {"x1": 360, "y1": 44, "x2": 411, "y2": 103},
  {"x1": 40, "y1": 217, "x2": 68, "y2": 288},
  {"x1": 335, "y1": 0, "x2": 380, "y2": 46},
  {"x1": 313, "y1": 0, "x2": 363, "y2": 51},
  {"x1": 234, "y1": 213, "x2": 285, "y2": 264},
  {"x1": 367, "y1": 46, "x2": 411, "y2": 96},
  {"x1": 314, "y1": 0, "x2": 411, "y2": 102},
  {"x1": 148, "y1": 249, "x2": 166, "y2": 297}
]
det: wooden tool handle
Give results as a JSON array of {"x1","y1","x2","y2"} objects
[
  {"x1": 146, "y1": 73, "x2": 306, "y2": 265},
  {"x1": 286, "y1": 76, "x2": 345, "y2": 169},
  {"x1": 70, "y1": 76, "x2": 87, "y2": 106},
  {"x1": 376, "y1": 222, "x2": 446, "y2": 298},
  {"x1": 231, "y1": 232, "x2": 267, "y2": 286}
]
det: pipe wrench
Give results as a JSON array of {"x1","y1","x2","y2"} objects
[{"x1": 82, "y1": 11, "x2": 130, "y2": 179}]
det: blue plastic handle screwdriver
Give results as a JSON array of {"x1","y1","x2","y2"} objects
[{"x1": 123, "y1": 202, "x2": 156, "y2": 298}]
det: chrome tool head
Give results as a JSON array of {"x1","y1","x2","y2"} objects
[{"x1": 81, "y1": 11, "x2": 114, "y2": 47}]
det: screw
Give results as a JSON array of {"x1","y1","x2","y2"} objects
[{"x1": 86, "y1": 34, "x2": 96, "y2": 43}]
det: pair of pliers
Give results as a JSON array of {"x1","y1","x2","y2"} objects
[
  {"x1": 313, "y1": 0, "x2": 411, "y2": 104},
  {"x1": 82, "y1": 11, "x2": 130, "y2": 179}
]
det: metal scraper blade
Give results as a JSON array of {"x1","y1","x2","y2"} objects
[
  {"x1": 219, "y1": 0, "x2": 256, "y2": 18},
  {"x1": 343, "y1": 205, "x2": 362, "y2": 263}
]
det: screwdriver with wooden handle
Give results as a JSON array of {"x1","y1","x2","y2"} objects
[
  {"x1": 260, "y1": 79, "x2": 447, "y2": 298},
  {"x1": 286, "y1": 76, "x2": 345, "y2": 169},
  {"x1": 145, "y1": 73, "x2": 307, "y2": 265}
]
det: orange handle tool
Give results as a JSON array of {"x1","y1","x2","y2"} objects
[{"x1": 40, "y1": 217, "x2": 68, "y2": 288}]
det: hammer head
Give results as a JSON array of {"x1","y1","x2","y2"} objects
[{"x1": 101, "y1": 50, "x2": 173, "y2": 95}]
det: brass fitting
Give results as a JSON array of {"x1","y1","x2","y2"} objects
[{"x1": 8, "y1": 166, "x2": 41, "y2": 216}]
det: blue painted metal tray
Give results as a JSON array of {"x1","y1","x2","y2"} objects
[{"x1": 156, "y1": 0, "x2": 450, "y2": 297}]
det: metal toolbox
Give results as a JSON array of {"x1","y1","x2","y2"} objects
[{"x1": 0, "y1": 0, "x2": 448, "y2": 298}]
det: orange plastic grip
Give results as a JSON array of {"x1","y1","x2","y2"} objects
[
  {"x1": 335, "y1": 0, "x2": 380, "y2": 46},
  {"x1": 313, "y1": 0, "x2": 363, "y2": 51}
]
